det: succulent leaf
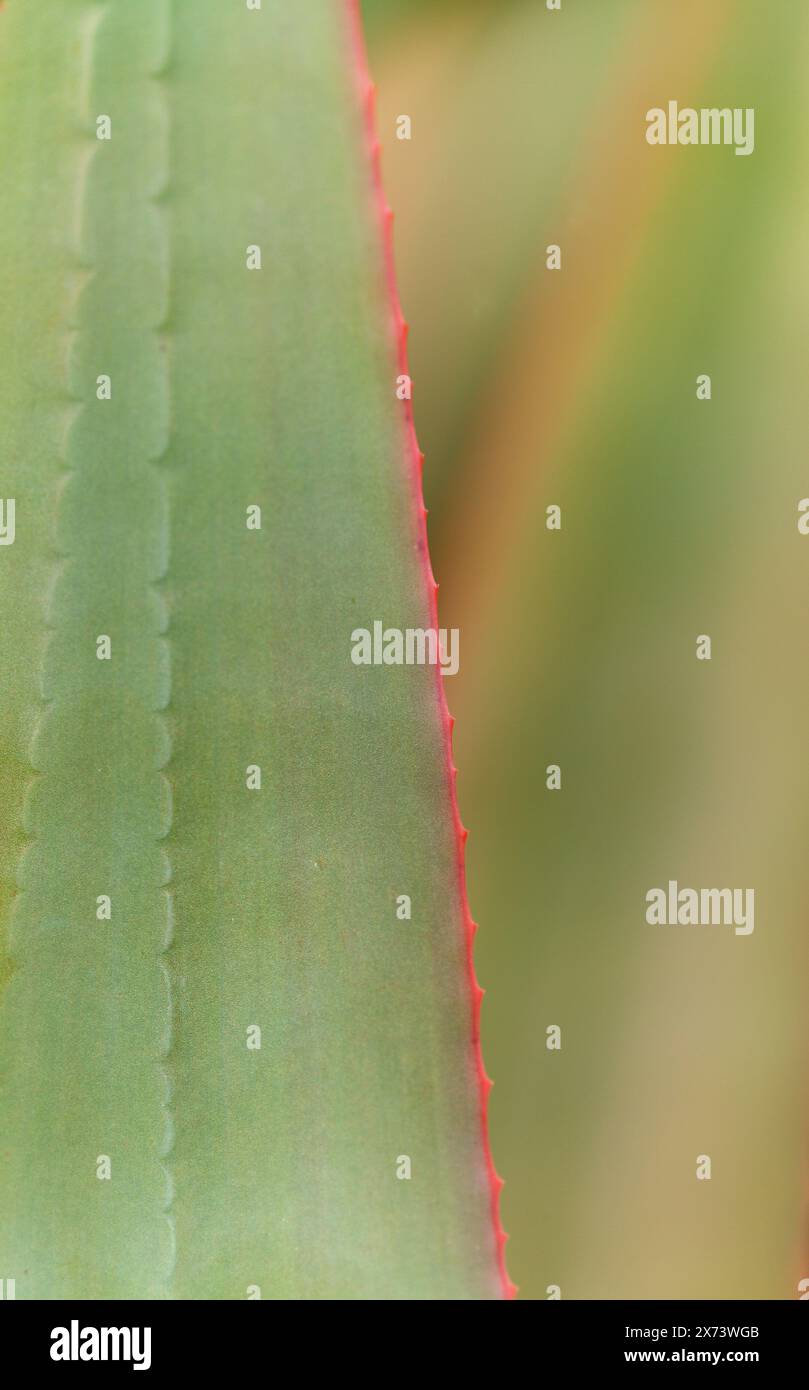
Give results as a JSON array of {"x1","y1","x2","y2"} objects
[{"x1": 0, "y1": 0, "x2": 508, "y2": 1301}]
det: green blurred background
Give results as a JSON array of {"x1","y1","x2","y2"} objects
[{"x1": 362, "y1": 0, "x2": 809, "y2": 1299}]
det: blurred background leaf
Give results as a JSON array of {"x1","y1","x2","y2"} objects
[{"x1": 363, "y1": 0, "x2": 809, "y2": 1299}]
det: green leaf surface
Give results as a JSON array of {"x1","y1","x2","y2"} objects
[{"x1": 0, "y1": 0, "x2": 505, "y2": 1300}]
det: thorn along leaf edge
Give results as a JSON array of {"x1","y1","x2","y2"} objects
[{"x1": 345, "y1": 0, "x2": 514, "y2": 1301}]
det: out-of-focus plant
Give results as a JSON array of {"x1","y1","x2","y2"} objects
[{"x1": 367, "y1": 0, "x2": 809, "y2": 1299}]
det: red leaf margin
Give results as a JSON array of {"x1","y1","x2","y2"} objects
[{"x1": 344, "y1": 0, "x2": 516, "y2": 1301}]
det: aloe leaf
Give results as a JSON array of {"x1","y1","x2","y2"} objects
[{"x1": 0, "y1": 0, "x2": 509, "y2": 1301}]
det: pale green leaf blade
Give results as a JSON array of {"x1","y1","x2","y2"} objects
[{"x1": 0, "y1": 0, "x2": 507, "y2": 1301}]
